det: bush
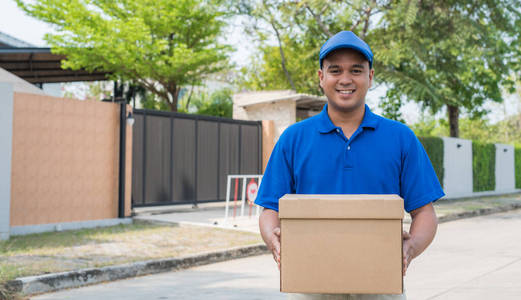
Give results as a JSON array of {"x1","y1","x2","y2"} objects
[
  {"x1": 472, "y1": 142, "x2": 496, "y2": 192},
  {"x1": 418, "y1": 137, "x2": 444, "y2": 187}
]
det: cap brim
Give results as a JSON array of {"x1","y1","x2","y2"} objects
[{"x1": 320, "y1": 45, "x2": 373, "y2": 68}]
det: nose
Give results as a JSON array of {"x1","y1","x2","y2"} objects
[{"x1": 338, "y1": 72, "x2": 353, "y2": 85}]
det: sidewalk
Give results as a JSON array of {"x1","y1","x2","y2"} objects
[
  {"x1": 135, "y1": 192, "x2": 521, "y2": 230},
  {"x1": 3, "y1": 192, "x2": 521, "y2": 298},
  {"x1": 31, "y1": 208, "x2": 521, "y2": 300}
]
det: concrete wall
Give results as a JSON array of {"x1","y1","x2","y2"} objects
[
  {"x1": 442, "y1": 137, "x2": 473, "y2": 198},
  {"x1": 439, "y1": 138, "x2": 520, "y2": 199},
  {"x1": 9, "y1": 92, "x2": 132, "y2": 228},
  {"x1": 0, "y1": 83, "x2": 14, "y2": 240},
  {"x1": 495, "y1": 144, "x2": 516, "y2": 192},
  {"x1": 124, "y1": 114, "x2": 133, "y2": 217},
  {"x1": 234, "y1": 100, "x2": 296, "y2": 142}
]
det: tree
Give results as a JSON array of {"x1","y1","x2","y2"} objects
[
  {"x1": 236, "y1": 0, "x2": 377, "y2": 95},
  {"x1": 178, "y1": 88, "x2": 233, "y2": 118},
  {"x1": 373, "y1": 0, "x2": 521, "y2": 137},
  {"x1": 237, "y1": 0, "x2": 521, "y2": 137},
  {"x1": 17, "y1": 0, "x2": 231, "y2": 111}
]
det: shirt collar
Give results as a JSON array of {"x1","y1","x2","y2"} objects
[{"x1": 317, "y1": 103, "x2": 379, "y2": 134}]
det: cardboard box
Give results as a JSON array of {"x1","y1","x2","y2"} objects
[{"x1": 279, "y1": 194, "x2": 404, "y2": 294}]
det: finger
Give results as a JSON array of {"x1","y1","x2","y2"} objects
[
  {"x1": 273, "y1": 227, "x2": 281, "y2": 237},
  {"x1": 272, "y1": 250, "x2": 280, "y2": 263},
  {"x1": 272, "y1": 237, "x2": 281, "y2": 256},
  {"x1": 403, "y1": 257, "x2": 408, "y2": 276},
  {"x1": 273, "y1": 247, "x2": 280, "y2": 258},
  {"x1": 402, "y1": 231, "x2": 411, "y2": 239}
]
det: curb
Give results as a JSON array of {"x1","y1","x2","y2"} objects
[
  {"x1": 5, "y1": 243, "x2": 268, "y2": 296},
  {"x1": 437, "y1": 202, "x2": 521, "y2": 223}
]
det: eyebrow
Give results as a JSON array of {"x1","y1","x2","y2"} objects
[
  {"x1": 326, "y1": 63, "x2": 366, "y2": 70},
  {"x1": 326, "y1": 64, "x2": 340, "y2": 70}
]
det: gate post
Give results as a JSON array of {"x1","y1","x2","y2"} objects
[
  {"x1": 0, "y1": 83, "x2": 14, "y2": 240},
  {"x1": 118, "y1": 101, "x2": 127, "y2": 218}
]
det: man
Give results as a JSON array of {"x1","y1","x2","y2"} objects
[{"x1": 254, "y1": 31, "x2": 445, "y2": 300}]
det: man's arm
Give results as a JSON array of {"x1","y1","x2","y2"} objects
[
  {"x1": 403, "y1": 202, "x2": 438, "y2": 275},
  {"x1": 259, "y1": 208, "x2": 281, "y2": 269}
]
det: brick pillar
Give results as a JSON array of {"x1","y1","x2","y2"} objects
[{"x1": 262, "y1": 120, "x2": 275, "y2": 174}]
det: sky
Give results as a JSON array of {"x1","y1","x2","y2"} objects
[{"x1": 1, "y1": 0, "x2": 519, "y2": 124}]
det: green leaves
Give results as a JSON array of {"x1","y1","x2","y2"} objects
[
  {"x1": 178, "y1": 88, "x2": 233, "y2": 118},
  {"x1": 472, "y1": 142, "x2": 496, "y2": 192},
  {"x1": 238, "y1": 0, "x2": 521, "y2": 133},
  {"x1": 17, "y1": 0, "x2": 231, "y2": 111}
]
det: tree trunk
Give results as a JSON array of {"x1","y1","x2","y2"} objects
[
  {"x1": 447, "y1": 104, "x2": 459, "y2": 137},
  {"x1": 166, "y1": 84, "x2": 179, "y2": 112}
]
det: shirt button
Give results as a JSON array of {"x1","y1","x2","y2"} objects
[
  {"x1": 347, "y1": 146, "x2": 351, "y2": 150},
  {"x1": 336, "y1": 129, "x2": 340, "y2": 133}
]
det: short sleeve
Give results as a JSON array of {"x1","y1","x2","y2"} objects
[
  {"x1": 254, "y1": 134, "x2": 295, "y2": 212},
  {"x1": 400, "y1": 133, "x2": 445, "y2": 212}
]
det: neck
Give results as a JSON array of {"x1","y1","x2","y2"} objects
[{"x1": 327, "y1": 104, "x2": 366, "y2": 138}]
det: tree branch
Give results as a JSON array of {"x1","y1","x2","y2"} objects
[
  {"x1": 304, "y1": 4, "x2": 333, "y2": 37},
  {"x1": 262, "y1": 0, "x2": 296, "y2": 90},
  {"x1": 361, "y1": 1, "x2": 375, "y2": 39},
  {"x1": 271, "y1": 21, "x2": 296, "y2": 91}
]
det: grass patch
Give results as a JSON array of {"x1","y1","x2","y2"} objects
[
  {"x1": 0, "y1": 221, "x2": 262, "y2": 284},
  {"x1": 432, "y1": 193, "x2": 521, "y2": 217}
]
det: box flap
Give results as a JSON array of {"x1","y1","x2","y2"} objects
[{"x1": 279, "y1": 194, "x2": 404, "y2": 219}]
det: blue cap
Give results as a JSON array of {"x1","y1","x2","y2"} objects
[{"x1": 319, "y1": 31, "x2": 373, "y2": 69}]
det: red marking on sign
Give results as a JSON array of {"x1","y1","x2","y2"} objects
[
  {"x1": 233, "y1": 178, "x2": 239, "y2": 219},
  {"x1": 247, "y1": 179, "x2": 258, "y2": 217}
]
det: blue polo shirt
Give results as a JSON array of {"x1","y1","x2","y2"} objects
[{"x1": 255, "y1": 104, "x2": 444, "y2": 213}]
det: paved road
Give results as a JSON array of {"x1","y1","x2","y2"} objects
[{"x1": 33, "y1": 209, "x2": 521, "y2": 300}]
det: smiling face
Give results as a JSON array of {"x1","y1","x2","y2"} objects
[{"x1": 318, "y1": 48, "x2": 374, "y2": 115}]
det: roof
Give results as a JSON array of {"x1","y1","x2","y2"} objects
[
  {"x1": 0, "y1": 31, "x2": 36, "y2": 48},
  {"x1": 0, "y1": 47, "x2": 109, "y2": 84},
  {"x1": 233, "y1": 90, "x2": 327, "y2": 110},
  {"x1": 0, "y1": 67, "x2": 47, "y2": 95}
]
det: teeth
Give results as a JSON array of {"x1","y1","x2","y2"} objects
[{"x1": 338, "y1": 90, "x2": 354, "y2": 94}]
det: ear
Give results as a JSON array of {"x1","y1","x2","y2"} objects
[{"x1": 368, "y1": 68, "x2": 374, "y2": 88}]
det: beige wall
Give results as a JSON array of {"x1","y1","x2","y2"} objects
[
  {"x1": 10, "y1": 92, "x2": 132, "y2": 226},
  {"x1": 234, "y1": 99, "x2": 296, "y2": 143}
]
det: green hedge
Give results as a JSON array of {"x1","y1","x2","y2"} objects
[
  {"x1": 418, "y1": 137, "x2": 444, "y2": 187},
  {"x1": 514, "y1": 148, "x2": 521, "y2": 189},
  {"x1": 472, "y1": 142, "x2": 496, "y2": 192}
]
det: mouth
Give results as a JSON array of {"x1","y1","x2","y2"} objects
[{"x1": 336, "y1": 88, "x2": 355, "y2": 95}]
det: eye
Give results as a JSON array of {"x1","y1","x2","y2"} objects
[
  {"x1": 329, "y1": 68, "x2": 340, "y2": 74},
  {"x1": 352, "y1": 69, "x2": 362, "y2": 74}
]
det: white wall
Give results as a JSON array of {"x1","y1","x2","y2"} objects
[
  {"x1": 0, "y1": 83, "x2": 13, "y2": 240},
  {"x1": 442, "y1": 137, "x2": 473, "y2": 198},
  {"x1": 495, "y1": 144, "x2": 516, "y2": 192}
]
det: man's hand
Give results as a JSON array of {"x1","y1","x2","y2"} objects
[
  {"x1": 259, "y1": 208, "x2": 281, "y2": 270},
  {"x1": 402, "y1": 203, "x2": 438, "y2": 276},
  {"x1": 270, "y1": 227, "x2": 281, "y2": 269},
  {"x1": 402, "y1": 231, "x2": 414, "y2": 276}
]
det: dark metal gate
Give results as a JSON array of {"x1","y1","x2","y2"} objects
[{"x1": 131, "y1": 109, "x2": 262, "y2": 206}]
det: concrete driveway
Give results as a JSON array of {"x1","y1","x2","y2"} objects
[{"x1": 33, "y1": 209, "x2": 521, "y2": 300}]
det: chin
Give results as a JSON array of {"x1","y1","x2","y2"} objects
[{"x1": 330, "y1": 100, "x2": 364, "y2": 113}]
